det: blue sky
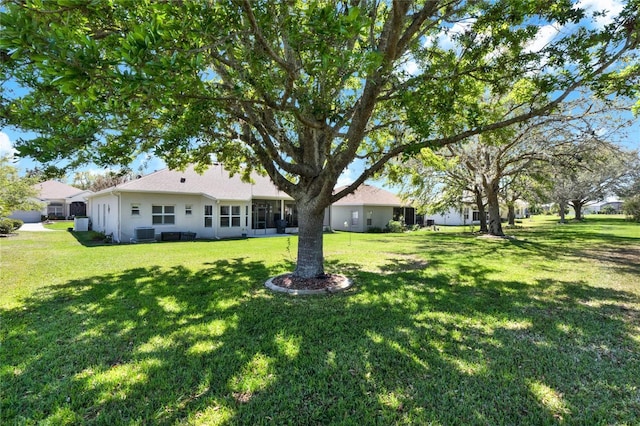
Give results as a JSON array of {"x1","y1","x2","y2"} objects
[{"x1": 1, "y1": 0, "x2": 638, "y2": 187}]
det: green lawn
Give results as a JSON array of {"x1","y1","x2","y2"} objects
[{"x1": 1, "y1": 215, "x2": 639, "y2": 425}]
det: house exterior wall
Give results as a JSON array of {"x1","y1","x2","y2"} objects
[
  {"x1": 332, "y1": 205, "x2": 364, "y2": 233},
  {"x1": 88, "y1": 192, "x2": 120, "y2": 239},
  {"x1": 367, "y1": 206, "x2": 396, "y2": 230},
  {"x1": 330, "y1": 205, "x2": 394, "y2": 232},
  {"x1": 426, "y1": 207, "x2": 469, "y2": 226},
  {"x1": 425, "y1": 203, "x2": 528, "y2": 227},
  {"x1": 89, "y1": 191, "x2": 263, "y2": 242},
  {"x1": 117, "y1": 193, "x2": 252, "y2": 242}
]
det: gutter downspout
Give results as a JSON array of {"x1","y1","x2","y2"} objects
[
  {"x1": 114, "y1": 191, "x2": 121, "y2": 243},
  {"x1": 215, "y1": 200, "x2": 219, "y2": 240}
]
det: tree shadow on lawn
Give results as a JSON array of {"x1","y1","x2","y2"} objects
[
  {"x1": 412, "y1": 228, "x2": 640, "y2": 277},
  {"x1": 2, "y1": 258, "x2": 639, "y2": 424}
]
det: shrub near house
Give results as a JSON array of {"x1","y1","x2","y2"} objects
[{"x1": 0, "y1": 218, "x2": 23, "y2": 234}]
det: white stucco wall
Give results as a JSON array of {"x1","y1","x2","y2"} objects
[
  {"x1": 330, "y1": 205, "x2": 395, "y2": 232},
  {"x1": 426, "y1": 211, "x2": 465, "y2": 226},
  {"x1": 90, "y1": 190, "x2": 309, "y2": 242},
  {"x1": 425, "y1": 207, "x2": 470, "y2": 226},
  {"x1": 117, "y1": 193, "x2": 251, "y2": 242},
  {"x1": 88, "y1": 192, "x2": 120, "y2": 240}
]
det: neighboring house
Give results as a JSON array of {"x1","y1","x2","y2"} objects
[
  {"x1": 87, "y1": 164, "x2": 309, "y2": 243},
  {"x1": 9, "y1": 180, "x2": 92, "y2": 223},
  {"x1": 600, "y1": 201, "x2": 624, "y2": 213},
  {"x1": 87, "y1": 164, "x2": 531, "y2": 241},
  {"x1": 422, "y1": 199, "x2": 528, "y2": 226},
  {"x1": 89, "y1": 169, "x2": 420, "y2": 241},
  {"x1": 583, "y1": 197, "x2": 624, "y2": 214},
  {"x1": 330, "y1": 184, "x2": 417, "y2": 232}
]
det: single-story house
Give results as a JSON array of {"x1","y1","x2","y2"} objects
[
  {"x1": 421, "y1": 199, "x2": 528, "y2": 226},
  {"x1": 9, "y1": 180, "x2": 92, "y2": 223},
  {"x1": 87, "y1": 164, "x2": 315, "y2": 243},
  {"x1": 88, "y1": 166, "x2": 424, "y2": 241},
  {"x1": 330, "y1": 184, "x2": 417, "y2": 232},
  {"x1": 583, "y1": 198, "x2": 624, "y2": 214}
]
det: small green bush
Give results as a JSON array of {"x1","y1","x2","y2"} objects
[
  {"x1": 0, "y1": 218, "x2": 22, "y2": 234},
  {"x1": 367, "y1": 226, "x2": 384, "y2": 233},
  {"x1": 386, "y1": 220, "x2": 405, "y2": 233}
]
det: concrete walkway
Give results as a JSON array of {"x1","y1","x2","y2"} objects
[{"x1": 18, "y1": 222, "x2": 56, "y2": 231}]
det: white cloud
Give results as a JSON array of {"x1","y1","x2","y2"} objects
[
  {"x1": 525, "y1": 23, "x2": 564, "y2": 53},
  {"x1": 0, "y1": 132, "x2": 18, "y2": 158},
  {"x1": 575, "y1": 0, "x2": 624, "y2": 29},
  {"x1": 336, "y1": 167, "x2": 355, "y2": 187},
  {"x1": 424, "y1": 18, "x2": 476, "y2": 51}
]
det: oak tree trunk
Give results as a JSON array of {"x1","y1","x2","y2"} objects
[
  {"x1": 293, "y1": 198, "x2": 327, "y2": 279},
  {"x1": 558, "y1": 200, "x2": 567, "y2": 223},
  {"x1": 474, "y1": 188, "x2": 488, "y2": 233},
  {"x1": 571, "y1": 200, "x2": 584, "y2": 221},
  {"x1": 486, "y1": 184, "x2": 504, "y2": 236},
  {"x1": 507, "y1": 203, "x2": 516, "y2": 226}
]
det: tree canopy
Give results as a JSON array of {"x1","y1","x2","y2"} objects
[
  {"x1": 386, "y1": 97, "x2": 637, "y2": 235},
  {"x1": 1, "y1": 0, "x2": 638, "y2": 278},
  {"x1": 545, "y1": 143, "x2": 639, "y2": 220},
  {"x1": 0, "y1": 156, "x2": 43, "y2": 217}
]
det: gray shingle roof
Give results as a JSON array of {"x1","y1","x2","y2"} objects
[
  {"x1": 333, "y1": 184, "x2": 403, "y2": 206},
  {"x1": 91, "y1": 164, "x2": 292, "y2": 201},
  {"x1": 34, "y1": 180, "x2": 86, "y2": 200}
]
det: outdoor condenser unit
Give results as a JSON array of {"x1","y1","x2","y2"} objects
[{"x1": 134, "y1": 227, "x2": 156, "y2": 241}]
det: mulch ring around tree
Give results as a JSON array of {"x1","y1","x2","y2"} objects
[{"x1": 265, "y1": 273, "x2": 352, "y2": 295}]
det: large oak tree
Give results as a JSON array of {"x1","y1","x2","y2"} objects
[
  {"x1": 1, "y1": 1, "x2": 638, "y2": 277},
  {"x1": 387, "y1": 98, "x2": 636, "y2": 236}
]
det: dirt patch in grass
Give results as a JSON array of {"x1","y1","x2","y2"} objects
[
  {"x1": 581, "y1": 245, "x2": 640, "y2": 273},
  {"x1": 476, "y1": 234, "x2": 517, "y2": 240}
]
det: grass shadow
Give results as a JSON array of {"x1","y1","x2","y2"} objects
[{"x1": 3, "y1": 251, "x2": 639, "y2": 424}]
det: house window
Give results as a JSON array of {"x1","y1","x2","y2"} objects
[
  {"x1": 204, "y1": 205, "x2": 213, "y2": 228},
  {"x1": 185, "y1": 205, "x2": 192, "y2": 215},
  {"x1": 152, "y1": 205, "x2": 175, "y2": 225},
  {"x1": 220, "y1": 205, "x2": 241, "y2": 227},
  {"x1": 393, "y1": 207, "x2": 405, "y2": 222},
  {"x1": 47, "y1": 202, "x2": 63, "y2": 217},
  {"x1": 473, "y1": 211, "x2": 486, "y2": 222},
  {"x1": 351, "y1": 211, "x2": 359, "y2": 226},
  {"x1": 131, "y1": 204, "x2": 140, "y2": 216}
]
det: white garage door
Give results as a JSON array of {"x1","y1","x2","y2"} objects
[{"x1": 9, "y1": 210, "x2": 42, "y2": 223}]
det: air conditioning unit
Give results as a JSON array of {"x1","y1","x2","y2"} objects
[{"x1": 134, "y1": 227, "x2": 156, "y2": 242}]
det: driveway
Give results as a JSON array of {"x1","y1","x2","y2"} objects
[{"x1": 18, "y1": 222, "x2": 56, "y2": 232}]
